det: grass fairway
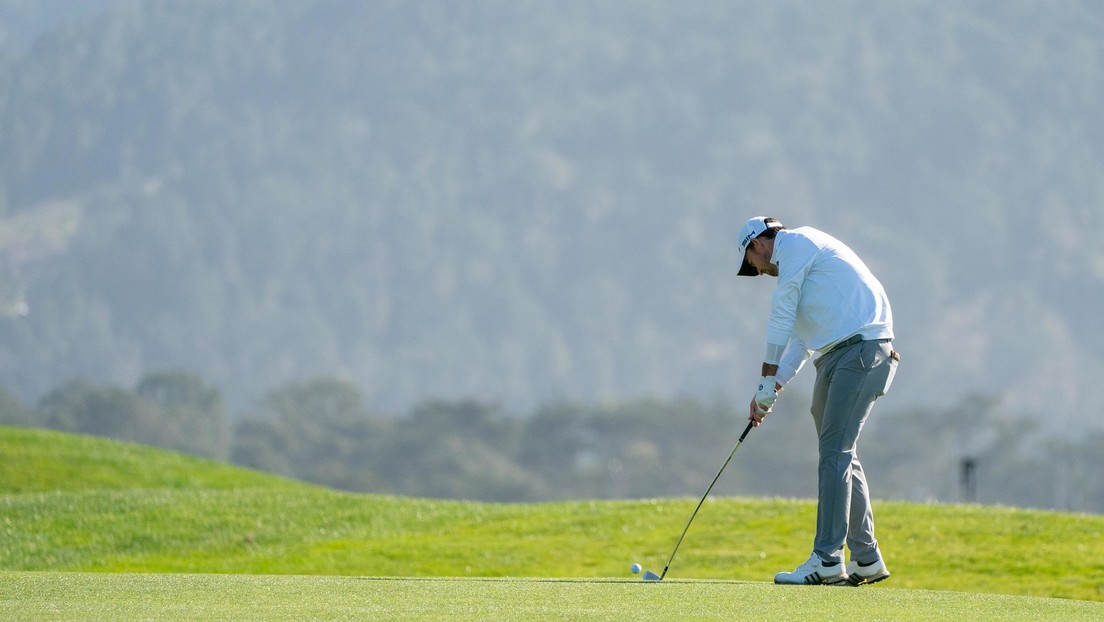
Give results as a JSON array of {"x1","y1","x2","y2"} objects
[
  {"x1": 3, "y1": 426, "x2": 1104, "y2": 620},
  {"x1": 4, "y1": 573, "x2": 1104, "y2": 622}
]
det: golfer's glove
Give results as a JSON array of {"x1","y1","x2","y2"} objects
[{"x1": 755, "y1": 375, "x2": 778, "y2": 411}]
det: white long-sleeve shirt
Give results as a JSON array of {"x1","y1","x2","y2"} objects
[{"x1": 765, "y1": 227, "x2": 894, "y2": 385}]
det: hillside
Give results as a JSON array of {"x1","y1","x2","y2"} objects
[
  {"x1": 2, "y1": 427, "x2": 1103, "y2": 602},
  {"x1": 0, "y1": 1, "x2": 1103, "y2": 431},
  {"x1": 0, "y1": 426, "x2": 302, "y2": 493}
]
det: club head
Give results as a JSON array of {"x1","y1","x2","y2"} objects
[{"x1": 642, "y1": 570, "x2": 662, "y2": 582}]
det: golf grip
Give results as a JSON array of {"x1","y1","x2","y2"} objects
[{"x1": 660, "y1": 420, "x2": 755, "y2": 580}]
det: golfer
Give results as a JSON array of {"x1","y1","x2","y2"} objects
[{"x1": 736, "y1": 216, "x2": 898, "y2": 586}]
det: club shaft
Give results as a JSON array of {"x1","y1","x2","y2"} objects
[{"x1": 660, "y1": 421, "x2": 754, "y2": 580}]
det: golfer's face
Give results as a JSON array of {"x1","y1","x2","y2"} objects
[{"x1": 745, "y1": 239, "x2": 778, "y2": 277}]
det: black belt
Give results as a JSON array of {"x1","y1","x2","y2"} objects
[{"x1": 823, "y1": 335, "x2": 890, "y2": 356}]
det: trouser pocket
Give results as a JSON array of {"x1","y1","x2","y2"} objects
[{"x1": 876, "y1": 350, "x2": 899, "y2": 397}]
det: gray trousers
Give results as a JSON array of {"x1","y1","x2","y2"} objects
[{"x1": 810, "y1": 339, "x2": 897, "y2": 565}]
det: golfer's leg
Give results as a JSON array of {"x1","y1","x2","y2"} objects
[
  {"x1": 809, "y1": 352, "x2": 847, "y2": 563},
  {"x1": 813, "y1": 439, "x2": 854, "y2": 563},
  {"x1": 846, "y1": 456, "x2": 880, "y2": 563},
  {"x1": 844, "y1": 341, "x2": 896, "y2": 563},
  {"x1": 813, "y1": 349, "x2": 877, "y2": 564}
]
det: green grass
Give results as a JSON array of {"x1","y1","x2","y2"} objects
[
  {"x1": 2, "y1": 426, "x2": 1104, "y2": 620},
  {"x1": 0, "y1": 426, "x2": 302, "y2": 493},
  {"x1": 4, "y1": 574, "x2": 1103, "y2": 622}
]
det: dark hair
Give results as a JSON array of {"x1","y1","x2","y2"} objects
[{"x1": 758, "y1": 217, "x2": 785, "y2": 240}]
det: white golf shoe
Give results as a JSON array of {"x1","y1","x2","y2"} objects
[
  {"x1": 846, "y1": 558, "x2": 891, "y2": 586},
  {"x1": 774, "y1": 553, "x2": 849, "y2": 585}
]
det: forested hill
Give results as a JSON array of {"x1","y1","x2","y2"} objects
[{"x1": 0, "y1": 1, "x2": 1101, "y2": 427}]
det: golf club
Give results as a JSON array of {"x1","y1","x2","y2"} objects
[{"x1": 643, "y1": 420, "x2": 755, "y2": 581}]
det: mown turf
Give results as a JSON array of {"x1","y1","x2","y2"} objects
[
  {"x1": 2, "y1": 426, "x2": 1103, "y2": 607},
  {"x1": 4, "y1": 573, "x2": 1104, "y2": 622}
]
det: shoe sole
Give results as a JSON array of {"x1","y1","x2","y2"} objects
[
  {"x1": 774, "y1": 573, "x2": 850, "y2": 586},
  {"x1": 848, "y1": 571, "x2": 891, "y2": 586}
]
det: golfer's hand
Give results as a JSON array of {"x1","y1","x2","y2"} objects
[
  {"x1": 747, "y1": 398, "x2": 769, "y2": 427},
  {"x1": 748, "y1": 377, "x2": 781, "y2": 427}
]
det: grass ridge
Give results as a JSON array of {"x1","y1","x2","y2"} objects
[
  {"x1": 2, "y1": 426, "x2": 1103, "y2": 612},
  {"x1": 0, "y1": 426, "x2": 305, "y2": 493}
]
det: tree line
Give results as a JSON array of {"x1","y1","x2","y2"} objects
[
  {"x1": 2, "y1": 0, "x2": 1103, "y2": 428},
  {"x1": 2, "y1": 371, "x2": 1101, "y2": 514}
]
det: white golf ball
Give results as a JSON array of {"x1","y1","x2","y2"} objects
[{"x1": 631, "y1": 563, "x2": 642, "y2": 574}]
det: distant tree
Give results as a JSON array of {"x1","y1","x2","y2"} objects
[
  {"x1": 381, "y1": 400, "x2": 546, "y2": 501},
  {"x1": 230, "y1": 377, "x2": 390, "y2": 491},
  {"x1": 517, "y1": 397, "x2": 754, "y2": 500},
  {"x1": 37, "y1": 379, "x2": 159, "y2": 444},
  {"x1": 1043, "y1": 430, "x2": 1104, "y2": 513},
  {"x1": 0, "y1": 384, "x2": 35, "y2": 426},
  {"x1": 517, "y1": 402, "x2": 596, "y2": 498},
  {"x1": 136, "y1": 370, "x2": 229, "y2": 459}
]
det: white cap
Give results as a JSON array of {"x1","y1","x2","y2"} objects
[{"x1": 736, "y1": 216, "x2": 783, "y2": 276}]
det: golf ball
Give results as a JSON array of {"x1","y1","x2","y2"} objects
[{"x1": 631, "y1": 563, "x2": 642, "y2": 574}]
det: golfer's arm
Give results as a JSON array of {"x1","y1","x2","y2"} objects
[{"x1": 760, "y1": 363, "x2": 783, "y2": 392}]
